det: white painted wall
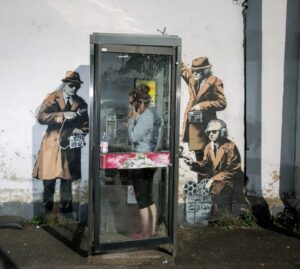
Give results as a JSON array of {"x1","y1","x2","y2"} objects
[
  {"x1": 0, "y1": 0, "x2": 244, "y2": 218},
  {"x1": 246, "y1": 0, "x2": 300, "y2": 206},
  {"x1": 260, "y1": 0, "x2": 287, "y2": 198}
]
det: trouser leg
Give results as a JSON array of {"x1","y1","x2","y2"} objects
[
  {"x1": 212, "y1": 185, "x2": 234, "y2": 218},
  {"x1": 43, "y1": 180, "x2": 56, "y2": 213},
  {"x1": 194, "y1": 150, "x2": 204, "y2": 161},
  {"x1": 60, "y1": 179, "x2": 73, "y2": 213},
  {"x1": 194, "y1": 150, "x2": 204, "y2": 183}
]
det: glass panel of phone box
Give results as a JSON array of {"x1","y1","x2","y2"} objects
[{"x1": 99, "y1": 52, "x2": 171, "y2": 243}]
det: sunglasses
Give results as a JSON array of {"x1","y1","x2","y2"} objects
[
  {"x1": 66, "y1": 82, "x2": 77, "y2": 88},
  {"x1": 207, "y1": 130, "x2": 219, "y2": 134}
]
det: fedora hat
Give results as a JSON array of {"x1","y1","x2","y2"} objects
[
  {"x1": 62, "y1": 71, "x2": 83, "y2": 84},
  {"x1": 190, "y1": 57, "x2": 212, "y2": 71}
]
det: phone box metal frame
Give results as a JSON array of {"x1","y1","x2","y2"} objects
[{"x1": 89, "y1": 33, "x2": 181, "y2": 256}]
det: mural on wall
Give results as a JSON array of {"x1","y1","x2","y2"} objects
[
  {"x1": 32, "y1": 71, "x2": 89, "y2": 216},
  {"x1": 180, "y1": 57, "x2": 248, "y2": 223},
  {"x1": 181, "y1": 57, "x2": 226, "y2": 163},
  {"x1": 183, "y1": 178, "x2": 213, "y2": 224}
]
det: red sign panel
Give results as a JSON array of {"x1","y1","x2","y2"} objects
[{"x1": 100, "y1": 152, "x2": 170, "y2": 169}]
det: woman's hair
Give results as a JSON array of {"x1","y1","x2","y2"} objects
[{"x1": 129, "y1": 84, "x2": 151, "y2": 105}]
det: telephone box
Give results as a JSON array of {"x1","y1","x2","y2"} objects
[{"x1": 88, "y1": 33, "x2": 181, "y2": 255}]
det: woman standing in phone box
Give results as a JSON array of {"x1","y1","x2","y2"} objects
[{"x1": 128, "y1": 84, "x2": 161, "y2": 239}]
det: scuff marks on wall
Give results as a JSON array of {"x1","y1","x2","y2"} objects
[
  {"x1": 247, "y1": 183, "x2": 262, "y2": 197},
  {"x1": 0, "y1": 127, "x2": 31, "y2": 181},
  {"x1": 0, "y1": 142, "x2": 8, "y2": 179},
  {"x1": 271, "y1": 170, "x2": 280, "y2": 182},
  {"x1": 0, "y1": 178, "x2": 33, "y2": 203},
  {"x1": 262, "y1": 170, "x2": 282, "y2": 198},
  {"x1": 0, "y1": 146, "x2": 29, "y2": 181}
]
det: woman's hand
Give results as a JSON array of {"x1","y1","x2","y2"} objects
[{"x1": 128, "y1": 106, "x2": 139, "y2": 119}]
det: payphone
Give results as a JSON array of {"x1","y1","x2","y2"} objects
[{"x1": 88, "y1": 33, "x2": 181, "y2": 255}]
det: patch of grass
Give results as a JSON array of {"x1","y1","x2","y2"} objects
[
  {"x1": 28, "y1": 213, "x2": 61, "y2": 226},
  {"x1": 272, "y1": 207, "x2": 299, "y2": 233},
  {"x1": 240, "y1": 212, "x2": 258, "y2": 228},
  {"x1": 208, "y1": 213, "x2": 258, "y2": 229},
  {"x1": 28, "y1": 215, "x2": 43, "y2": 226},
  {"x1": 43, "y1": 214, "x2": 60, "y2": 226}
]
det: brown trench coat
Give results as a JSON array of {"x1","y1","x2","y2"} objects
[
  {"x1": 181, "y1": 64, "x2": 227, "y2": 151},
  {"x1": 190, "y1": 138, "x2": 244, "y2": 195},
  {"x1": 32, "y1": 90, "x2": 89, "y2": 181}
]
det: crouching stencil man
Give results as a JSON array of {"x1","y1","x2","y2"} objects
[
  {"x1": 185, "y1": 119, "x2": 245, "y2": 216},
  {"x1": 33, "y1": 71, "x2": 89, "y2": 215}
]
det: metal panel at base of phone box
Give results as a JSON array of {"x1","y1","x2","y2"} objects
[{"x1": 100, "y1": 152, "x2": 170, "y2": 169}]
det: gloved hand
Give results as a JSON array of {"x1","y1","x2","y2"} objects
[
  {"x1": 191, "y1": 104, "x2": 202, "y2": 111},
  {"x1": 183, "y1": 156, "x2": 194, "y2": 165},
  {"x1": 73, "y1": 128, "x2": 84, "y2": 135},
  {"x1": 181, "y1": 62, "x2": 189, "y2": 71},
  {"x1": 64, "y1": 111, "x2": 77, "y2": 120},
  {"x1": 184, "y1": 158, "x2": 202, "y2": 172},
  {"x1": 205, "y1": 179, "x2": 214, "y2": 191}
]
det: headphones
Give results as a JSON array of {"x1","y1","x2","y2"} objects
[{"x1": 205, "y1": 119, "x2": 228, "y2": 138}]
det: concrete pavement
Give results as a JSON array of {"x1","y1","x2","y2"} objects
[{"x1": 0, "y1": 219, "x2": 300, "y2": 269}]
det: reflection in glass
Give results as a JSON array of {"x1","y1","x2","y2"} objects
[
  {"x1": 98, "y1": 52, "x2": 171, "y2": 243},
  {"x1": 100, "y1": 53, "x2": 171, "y2": 153}
]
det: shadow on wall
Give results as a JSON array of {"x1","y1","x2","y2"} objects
[
  {"x1": 245, "y1": 116, "x2": 262, "y2": 196},
  {"x1": 245, "y1": 0, "x2": 262, "y2": 198},
  {"x1": 31, "y1": 65, "x2": 90, "y2": 221},
  {"x1": 279, "y1": 0, "x2": 300, "y2": 227},
  {"x1": 247, "y1": 0, "x2": 300, "y2": 234},
  {"x1": 280, "y1": 0, "x2": 299, "y2": 200},
  {"x1": 244, "y1": 0, "x2": 268, "y2": 224}
]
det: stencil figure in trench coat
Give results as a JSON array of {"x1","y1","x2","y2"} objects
[
  {"x1": 185, "y1": 119, "x2": 245, "y2": 216},
  {"x1": 181, "y1": 57, "x2": 227, "y2": 162},
  {"x1": 32, "y1": 71, "x2": 89, "y2": 214}
]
